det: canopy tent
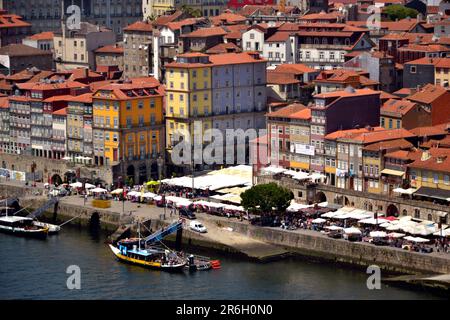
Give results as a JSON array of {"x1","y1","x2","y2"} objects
[
  {"x1": 404, "y1": 236, "x2": 430, "y2": 243},
  {"x1": 321, "y1": 211, "x2": 342, "y2": 218},
  {"x1": 312, "y1": 218, "x2": 327, "y2": 224},
  {"x1": 358, "y1": 217, "x2": 388, "y2": 225},
  {"x1": 142, "y1": 192, "x2": 157, "y2": 199},
  {"x1": 146, "y1": 181, "x2": 160, "y2": 186},
  {"x1": 414, "y1": 186, "x2": 450, "y2": 201},
  {"x1": 111, "y1": 188, "x2": 124, "y2": 195},
  {"x1": 210, "y1": 193, "x2": 242, "y2": 204},
  {"x1": 91, "y1": 187, "x2": 107, "y2": 193},
  {"x1": 84, "y1": 183, "x2": 95, "y2": 189},
  {"x1": 344, "y1": 227, "x2": 362, "y2": 235},
  {"x1": 69, "y1": 182, "x2": 83, "y2": 188},
  {"x1": 387, "y1": 232, "x2": 405, "y2": 238},
  {"x1": 261, "y1": 166, "x2": 288, "y2": 175},
  {"x1": 433, "y1": 228, "x2": 450, "y2": 237},
  {"x1": 165, "y1": 196, "x2": 192, "y2": 207},
  {"x1": 324, "y1": 225, "x2": 343, "y2": 231},
  {"x1": 393, "y1": 187, "x2": 417, "y2": 195},
  {"x1": 62, "y1": 156, "x2": 72, "y2": 161},
  {"x1": 127, "y1": 191, "x2": 140, "y2": 197},
  {"x1": 287, "y1": 201, "x2": 313, "y2": 212},
  {"x1": 370, "y1": 231, "x2": 387, "y2": 238}
]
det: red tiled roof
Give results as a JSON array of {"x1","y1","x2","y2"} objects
[
  {"x1": 325, "y1": 127, "x2": 385, "y2": 140},
  {"x1": 0, "y1": 44, "x2": 52, "y2": 57},
  {"x1": 266, "y1": 31, "x2": 291, "y2": 42},
  {"x1": 398, "y1": 44, "x2": 450, "y2": 53},
  {"x1": 267, "y1": 71, "x2": 301, "y2": 85},
  {"x1": 180, "y1": 26, "x2": 228, "y2": 38},
  {"x1": 407, "y1": 84, "x2": 448, "y2": 105},
  {"x1": 206, "y1": 42, "x2": 241, "y2": 54},
  {"x1": 267, "y1": 103, "x2": 308, "y2": 118},
  {"x1": 0, "y1": 12, "x2": 30, "y2": 28},
  {"x1": 52, "y1": 107, "x2": 68, "y2": 116},
  {"x1": 409, "y1": 125, "x2": 448, "y2": 137},
  {"x1": 210, "y1": 13, "x2": 246, "y2": 25},
  {"x1": 166, "y1": 52, "x2": 266, "y2": 68},
  {"x1": 95, "y1": 44, "x2": 124, "y2": 54},
  {"x1": 17, "y1": 81, "x2": 87, "y2": 91},
  {"x1": 349, "y1": 128, "x2": 416, "y2": 144},
  {"x1": 272, "y1": 63, "x2": 316, "y2": 74},
  {"x1": 65, "y1": 93, "x2": 93, "y2": 104},
  {"x1": 363, "y1": 138, "x2": 414, "y2": 152},
  {"x1": 385, "y1": 149, "x2": 420, "y2": 161},
  {"x1": 123, "y1": 21, "x2": 153, "y2": 32},
  {"x1": 408, "y1": 151, "x2": 450, "y2": 173},
  {"x1": 381, "y1": 99, "x2": 418, "y2": 116},
  {"x1": 314, "y1": 88, "x2": 379, "y2": 99},
  {"x1": 0, "y1": 97, "x2": 9, "y2": 109},
  {"x1": 25, "y1": 31, "x2": 54, "y2": 41},
  {"x1": 300, "y1": 11, "x2": 343, "y2": 21}
]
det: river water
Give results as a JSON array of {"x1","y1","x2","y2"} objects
[{"x1": 0, "y1": 226, "x2": 443, "y2": 300}]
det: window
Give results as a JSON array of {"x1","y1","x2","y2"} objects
[
  {"x1": 250, "y1": 33, "x2": 255, "y2": 40},
  {"x1": 433, "y1": 173, "x2": 439, "y2": 184},
  {"x1": 444, "y1": 175, "x2": 449, "y2": 185},
  {"x1": 192, "y1": 70, "x2": 197, "y2": 78},
  {"x1": 414, "y1": 209, "x2": 420, "y2": 219},
  {"x1": 126, "y1": 102, "x2": 131, "y2": 110},
  {"x1": 410, "y1": 66, "x2": 417, "y2": 74}
]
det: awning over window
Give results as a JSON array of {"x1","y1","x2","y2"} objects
[
  {"x1": 380, "y1": 168, "x2": 405, "y2": 177},
  {"x1": 414, "y1": 187, "x2": 450, "y2": 201}
]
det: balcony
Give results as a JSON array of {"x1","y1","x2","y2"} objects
[
  {"x1": 300, "y1": 57, "x2": 343, "y2": 64},
  {"x1": 301, "y1": 43, "x2": 348, "y2": 50}
]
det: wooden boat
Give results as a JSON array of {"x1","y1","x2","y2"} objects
[
  {"x1": 33, "y1": 221, "x2": 61, "y2": 235},
  {"x1": 109, "y1": 243, "x2": 186, "y2": 271},
  {"x1": 0, "y1": 216, "x2": 49, "y2": 239}
]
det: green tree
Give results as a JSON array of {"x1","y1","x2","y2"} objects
[
  {"x1": 241, "y1": 183, "x2": 294, "y2": 215},
  {"x1": 383, "y1": 5, "x2": 418, "y2": 21}
]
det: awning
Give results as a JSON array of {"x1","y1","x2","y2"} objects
[
  {"x1": 414, "y1": 186, "x2": 450, "y2": 201},
  {"x1": 393, "y1": 187, "x2": 417, "y2": 195},
  {"x1": 380, "y1": 168, "x2": 405, "y2": 177}
]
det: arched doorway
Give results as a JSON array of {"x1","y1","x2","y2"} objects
[
  {"x1": 386, "y1": 204, "x2": 399, "y2": 217},
  {"x1": 151, "y1": 162, "x2": 158, "y2": 179},
  {"x1": 138, "y1": 163, "x2": 147, "y2": 185},
  {"x1": 51, "y1": 174, "x2": 62, "y2": 186},
  {"x1": 126, "y1": 165, "x2": 135, "y2": 186},
  {"x1": 64, "y1": 171, "x2": 76, "y2": 183},
  {"x1": 315, "y1": 191, "x2": 327, "y2": 203},
  {"x1": 344, "y1": 197, "x2": 350, "y2": 206}
]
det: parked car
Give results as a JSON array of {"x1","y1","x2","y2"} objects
[
  {"x1": 179, "y1": 208, "x2": 196, "y2": 220},
  {"x1": 189, "y1": 221, "x2": 207, "y2": 233}
]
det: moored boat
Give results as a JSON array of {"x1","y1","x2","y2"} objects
[
  {"x1": 109, "y1": 242, "x2": 186, "y2": 272},
  {"x1": 0, "y1": 216, "x2": 49, "y2": 239},
  {"x1": 33, "y1": 221, "x2": 61, "y2": 235}
]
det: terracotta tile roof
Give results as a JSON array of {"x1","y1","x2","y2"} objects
[
  {"x1": 422, "y1": 135, "x2": 450, "y2": 148},
  {"x1": 166, "y1": 18, "x2": 204, "y2": 30},
  {"x1": 0, "y1": 97, "x2": 9, "y2": 109},
  {"x1": 363, "y1": 138, "x2": 414, "y2": 152},
  {"x1": 95, "y1": 44, "x2": 124, "y2": 54},
  {"x1": 153, "y1": 10, "x2": 183, "y2": 26},
  {"x1": 123, "y1": 21, "x2": 153, "y2": 33},
  {"x1": 407, "y1": 84, "x2": 448, "y2": 105},
  {"x1": 0, "y1": 44, "x2": 52, "y2": 57},
  {"x1": 43, "y1": 95, "x2": 76, "y2": 103},
  {"x1": 393, "y1": 87, "x2": 414, "y2": 97},
  {"x1": 223, "y1": 24, "x2": 249, "y2": 39},
  {"x1": 385, "y1": 149, "x2": 420, "y2": 161},
  {"x1": 408, "y1": 151, "x2": 450, "y2": 173},
  {"x1": 346, "y1": 128, "x2": 416, "y2": 144},
  {"x1": 267, "y1": 71, "x2": 300, "y2": 85},
  {"x1": 296, "y1": 31, "x2": 355, "y2": 37},
  {"x1": 180, "y1": 26, "x2": 228, "y2": 38},
  {"x1": 398, "y1": 44, "x2": 450, "y2": 53},
  {"x1": 17, "y1": 81, "x2": 87, "y2": 91},
  {"x1": 272, "y1": 63, "x2": 316, "y2": 74},
  {"x1": 206, "y1": 42, "x2": 241, "y2": 54},
  {"x1": 347, "y1": 19, "x2": 419, "y2": 32},
  {"x1": 266, "y1": 31, "x2": 291, "y2": 42},
  {"x1": 25, "y1": 31, "x2": 54, "y2": 41},
  {"x1": 325, "y1": 127, "x2": 385, "y2": 140},
  {"x1": 0, "y1": 12, "x2": 30, "y2": 28},
  {"x1": 300, "y1": 11, "x2": 343, "y2": 21},
  {"x1": 52, "y1": 107, "x2": 67, "y2": 116},
  {"x1": 314, "y1": 88, "x2": 380, "y2": 99},
  {"x1": 166, "y1": 52, "x2": 266, "y2": 68},
  {"x1": 94, "y1": 77, "x2": 163, "y2": 100},
  {"x1": 210, "y1": 13, "x2": 246, "y2": 25},
  {"x1": 380, "y1": 91, "x2": 399, "y2": 100},
  {"x1": 267, "y1": 103, "x2": 308, "y2": 118},
  {"x1": 381, "y1": 99, "x2": 418, "y2": 116},
  {"x1": 409, "y1": 125, "x2": 448, "y2": 137},
  {"x1": 65, "y1": 93, "x2": 93, "y2": 104}
]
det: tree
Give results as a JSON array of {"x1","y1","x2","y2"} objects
[
  {"x1": 383, "y1": 5, "x2": 418, "y2": 21},
  {"x1": 241, "y1": 183, "x2": 294, "y2": 215}
]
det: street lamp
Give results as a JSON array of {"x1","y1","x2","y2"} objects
[{"x1": 157, "y1": 156, "x2": 166, "y2": 219}]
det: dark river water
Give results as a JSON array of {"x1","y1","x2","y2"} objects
[{"x1": 0, "y1": 226, "x2": 444, "y2": 300}]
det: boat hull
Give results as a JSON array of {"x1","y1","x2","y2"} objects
[{"x1": 0, "y1": 225, "x2": 48, "y2": 239}]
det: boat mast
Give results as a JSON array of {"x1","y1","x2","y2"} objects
[{"x1": 138, "y1": 221, "x2": 141, "y2": 251}]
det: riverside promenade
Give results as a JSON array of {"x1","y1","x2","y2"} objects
[{"x1": 1, "y1": 181, "x2": 450, "y2": 277}]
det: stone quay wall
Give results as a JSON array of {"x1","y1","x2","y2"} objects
[{"x1": 218, "y1": 219, "x2": 450, "y2": 275}]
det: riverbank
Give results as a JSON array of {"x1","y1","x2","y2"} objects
[{"x1": 1, "y1": 183, "x2": 449, "y2": 279}]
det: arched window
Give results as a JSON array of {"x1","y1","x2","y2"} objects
[
  {"x1": 322, "y1": 38, "x2": 328, "y2": 45},
  {"x1": 333, "y1": 38, "x2": 340, "y2": 45},
  {"x1": 368, "y1": 204, "x2": 373, "y2": 212},
  {"x1": 345, "y1": 38, "x2": 350, "y2": 46},
  {"x1": 402, "y1": 209, "x2": 407, "y2": 216},
  {"x1": 314, "y1": 38, "x2": 320, "y2": 45},
  {"x1": 427, "y1": 214, "x2": 433, "y2": 221}
]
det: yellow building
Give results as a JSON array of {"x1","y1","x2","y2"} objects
[
  {"x1": 408, "y1": 151, "x2": 450, "y2": 191},
  {"x1": 92, "y1": 78, "x2": 165, "y2": 183},
  {"x1": 435, "y1": 59, "x2": 450, "y2": 88},
  {"x1": 165, "y1": 53, "x2": 213, "y2": 151},
  {"x1": 143, "y1": 0, "x2": 175, "y2": 20}
]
